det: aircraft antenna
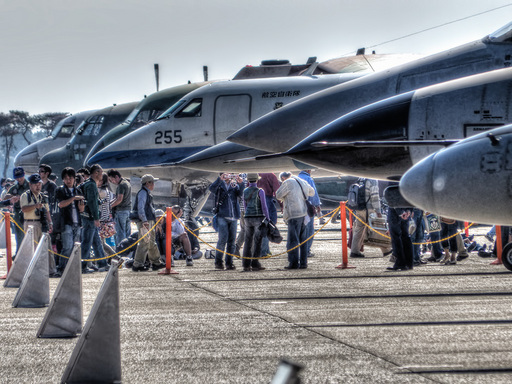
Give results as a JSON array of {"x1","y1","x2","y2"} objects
[
  {"x1": 203, "y1": 66, "x2": 208, "y2": 81},
  {"x1": 154, "y1": 63, "x2": 160, "y2": 92},
  {"x1": 340, "y1": 4, "x2": 512, "y2": 56}
]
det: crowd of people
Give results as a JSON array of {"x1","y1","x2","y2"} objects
[
  {"x1": 346, "y1": 178, "x2": 493, "y2": 271},
  {"x1": 0, "y1": 169, "x2": 500, "y2": 276},
  {"x1": 0, "y1": 165, "x2": 184, "y2": 275}
]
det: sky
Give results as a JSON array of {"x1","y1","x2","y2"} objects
[{"x1": 0, "y1": 0, "x2": 511, "y2": 115}]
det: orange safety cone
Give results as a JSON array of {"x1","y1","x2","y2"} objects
[
  {"x1": 491, "y1": 225, "x2": 503, "y2": 265},
  {"x1": 159, "y1": 207, "x2": 179, "y2": 275},
  {"x1": 1, "y1": 212, "x2": 13, "y2": 280},
  {"x1": 336, "y1": 202, "x2": 355, "y2": 269}
]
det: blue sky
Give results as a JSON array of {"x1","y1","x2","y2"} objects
[{"x1": 0, "y1": 0, "x2": 511, "y2": 114}]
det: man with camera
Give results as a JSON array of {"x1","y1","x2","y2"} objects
[
  {"x1": 209, "y1": 173, "x2": 243, "y2": 270},
  {"x1": 20, "y1": 173, "x2": 57, "y2": 276}
]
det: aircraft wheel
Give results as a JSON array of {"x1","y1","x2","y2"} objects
[{"x1": 501, "y1": 242, "x2": 512, "y2": 271}]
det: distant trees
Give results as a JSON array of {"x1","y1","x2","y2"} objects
[{"x1": 0, "y1": 110, "x2": 68, "y2": 178}]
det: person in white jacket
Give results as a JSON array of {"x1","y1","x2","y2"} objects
[{"x1": 276, "y1": 171, "x2": 314, "y2": 269}]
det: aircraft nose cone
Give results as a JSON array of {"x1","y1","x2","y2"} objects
[
  {"x1": 399, "y1": 155, "x2": 436, "y2": 211},
  {"x1": 400, "y1": 127, "x2": 512, "y2": 225}
]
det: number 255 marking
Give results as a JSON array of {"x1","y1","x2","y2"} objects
[{"x1": 155, "y1": 130, "x2": 182, "y2": 144}]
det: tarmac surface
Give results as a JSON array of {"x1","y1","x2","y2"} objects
[{"x1": 1, "y1": 219, "x2": 512, "y2": 383}]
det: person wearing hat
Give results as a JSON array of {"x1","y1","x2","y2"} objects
[
  {"x1": 131, "y1": 174, "x2": 168, "y2": 271},
  {"x1": 242, "y1": 173, "x2": 270, "y2": 272},
  {"x1": 209, "y1": 172, "x2": 243, "y2": 270},
  {"x1": 5, "y1": 167, "x2": 30, "y2": 255},
  {"x1": 20, "y1": 173, "x2": 57, "y2": 276}
]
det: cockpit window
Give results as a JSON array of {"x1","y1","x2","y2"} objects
[
  {"x1": 59, "y1": 124, "x2": 75, "y2": 138},
  {"x1": 81, "y1": 115, "x2": 104, "y2": 136},
  {"x1": 175, "y1": 98, "x2": 202, "y2": 118},
  {"x1": 158, "y1": 100, "x2": 187, "y2": 120},
  {"x1": 131, "y1": 109, "x2": 162, "y2": 129},
  {"x1": 489, "y1": 22, "x2": 512, "y2": 43}
]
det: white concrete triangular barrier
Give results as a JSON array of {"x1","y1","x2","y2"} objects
[
  {"x1": 0, "y1": 219, "x2": 5, "y2": 249},
  {"x1": 37, "y1": 243, "x2": 82, "y2": 338},
  {"x1": 12, "y1": 233, "x2": 50, "y2": 308},
  {"x1": 4, "y1": 226, "x2": 34, "y2": 288},
  {"x1": 61, "y1": 261, "x2": 122, "y2": 383}
]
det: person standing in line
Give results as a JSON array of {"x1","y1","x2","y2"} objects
[
  {"x1": 80, "y1": 164, "x2": 108, "y2": 273},
  {"x1": 5, "y1": 167, "x2": 30, "y2": 256},
  {"x1": 350, "y1": 178, "x2": 392, "y2": 259},
  {"x1": 386, "y1": 206, "x2": 414, "y2": 271},
  {"x1": 97, "y1": 173, "x2": 116, "y2": 262},
  {"x1": 20, "y1": 173, "x2": 56, "y2": 276},
  {"x1": 132, "y1": 174, "x2": 169, "y2": 271},
  {"x1": 209, "y1": 173, "x2": 243, "y2": 270},
  {"x1": 297, "y1": 170, "x2": 321, "y2": 258},
  {"x1": 39, "y1": 164, "x2": 60, "y2": 260},
  {"x1": 257, "y1": 172, "x2": 280, "y2": 257},
  {"x1": 107, "y1": 169, "x2": 132, "y2": 246},
  {"x1": 242, "y1": 173, "x2": 270, "y2": 272},
  {"x1": 276, "y1": 171, "x2": 314, "y2": 270},
  {"x1": 56, "y1": 167, "x2": 84, "y2": 275}
]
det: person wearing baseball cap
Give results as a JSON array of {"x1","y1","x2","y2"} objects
[
  {"x1": 5, "y1": 167, "x2": 29, "y2": 256},
  {"x1": 131, "y1": 174, "x2": 167, "y2": 271},
  {"x1": 20, "y1": 173, "x2": 57, "y2": 275}
]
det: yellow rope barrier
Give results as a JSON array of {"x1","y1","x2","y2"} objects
[
  {"x1": 5, "y1": 204, "x2": 477, "y2": 264},
  {"x1": 179, "y1": 207, "x2": 340, "y2": 260},
  {"x1": 345, "y1": 206, "x2": 475, "y2": 245}
]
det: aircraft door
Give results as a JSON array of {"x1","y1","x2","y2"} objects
[{"x1": 214, "y1": 94, "x2": 251, "y2": 144}]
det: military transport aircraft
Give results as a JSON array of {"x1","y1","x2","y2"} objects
[
  {"x1": 87, "y1": 73, "x2": 367, "y2": 178},
  {"x1": 226, "y1": 22, "x2": 512, "y2": 158},
  {"x1": 14, "y1": 109, "x2": 97, "y2": 173},
  {"x1": 40, "y1": 102, "x2": 138, "y2": 176},
  {"x1": 87, "y1": 52, "x2": 422, "y2": 179},
  {"x1": 83, "y1": 82, "x2": 212, "y2": 166}
]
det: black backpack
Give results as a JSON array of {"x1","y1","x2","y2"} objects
[{"x1": 347, "y1": 179, "x2": 368, "y2": 210}]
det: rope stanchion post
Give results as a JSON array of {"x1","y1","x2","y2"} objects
[
  {"x1": 464, "y1": 222, "x2": 469, "y2": 237},
  {"x1": 491, "y1": 225, "x2": 503, "y2": 265},
  {"x1": 336, "y1": 201, "x2": 355, "y2": 269},
  {"x1": 1, "y1": 212, "x2": 13, "y2": 280},
  {"x1": 159, "y1": 207, "x2": 179, "y2": 275}
]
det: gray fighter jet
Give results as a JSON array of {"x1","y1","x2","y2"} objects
[
  {"x1": 227, "y1": 22, "x2": 512, "y2": 156},
  {"x1": 399, "y1": 124, "x2": 512, "y2": 226}
]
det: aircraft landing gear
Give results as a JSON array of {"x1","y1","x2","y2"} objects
[{"x1": 501, "y1": 242, "x2": 512, "y2": 271}]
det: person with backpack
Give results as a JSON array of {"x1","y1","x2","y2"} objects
[
  {"x1": 209, "y1": 173, "x2": 243, "y2": 270},
  {"x1": 348, "y1": 178, "x2": 392, "y2": 258},
  {"x1": 242, "y1": 173, "x2": 271, "y2": 272},
  {"x1": 276, "y1": 171, "x2": 315, "y2": 269}
]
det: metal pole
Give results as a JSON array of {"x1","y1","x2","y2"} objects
[
  {"x1": 336, "y1": 202, "x2": 354, "y2": 269},
  {"x1": 491, "y1": 225, "x2": 503, "y2": 265},
  {"x1": 159, "y1": 207, "x2": 179, "y2": 275},
  {"x1": 1, "y1": 212, "x2": 13, "y2": 279}
]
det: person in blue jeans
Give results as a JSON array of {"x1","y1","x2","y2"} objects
[
  {"x1": 56, "y1": 167, "x2": 84, "y2": 274},
  {"x1": 209, "y1": 173, "x2": 243, "y2": 270},
  {"x1": 297, "y1": 170, "x2": 321, "y2": 258},
  {"x1": 80, "y1": 164, "x2": 108, "y2": 273}
]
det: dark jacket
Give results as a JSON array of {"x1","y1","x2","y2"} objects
[
  {"x1": 208, "y1": 177, "x2": 242, "y2": 220},
  {"x1": 81, "y1": 178, "x2": 100, "y2": 221},
  {"x1": 56, "y1": 185, "x2": 82, "y2": 227},
  {"x1": 134, "y1": 186, "x2": 155, "y2": 222}
]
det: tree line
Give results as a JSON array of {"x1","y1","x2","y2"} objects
[{"x1": 0, "y1": 110, "x2": 68, "y2": 178}]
